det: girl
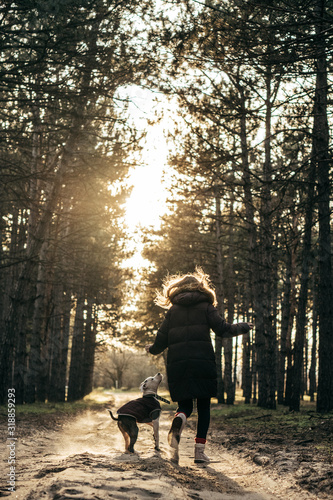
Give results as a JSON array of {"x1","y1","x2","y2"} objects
[{"x1": 145, "y1": 268, "x2": 254, "y2": 464}]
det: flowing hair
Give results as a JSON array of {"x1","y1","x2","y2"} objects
[{"x1": 154, "y1": 267, "x2": 217, "y2": 309}]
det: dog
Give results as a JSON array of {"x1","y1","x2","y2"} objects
[{"x1": 107, "y1": 373, "x2": 170, "y2": 453}]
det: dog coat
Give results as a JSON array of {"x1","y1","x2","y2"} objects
[{"x1": 117, "y1": 395, "x2": 161, "y2": 423}]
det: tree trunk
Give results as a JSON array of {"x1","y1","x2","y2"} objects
[
  {"x1": 239, "y1": 85, "x2": 256, "y2": 405},
  {"x1": 0, "y1": 208, "x2": 20, "y2": 394},
  {"x1": 314, "y1": 0, "x2": 333, "y2": 413},
  {"x1": 271, "y1": 246, "x2": 279, "y2": 403},
  {"x1": 67, "y1": 290, "x2": 85, "y2": 401},
  {"x1": 257, "y1": 66, "x2": 276, "y2": 409},
  {"x1": 14, "y1": 103, "x2": 42, "y2": 403},
  {"x1": 289, "y1": 158, "x2": 316, "y2": 411},
  {"x1": 25, "y1": 237, "x2": 50, "y2": 403},
  {"x1": 225, "y1": 198, "x2": 235, "y2": 405},
  {"x1": 12, "y1": 211, "x2": 30, "y2": 404},
  {"x1": 25, "y1": 104, "x2": 44, "y2": 403},
  {"x1": 224, "y1": 338, "x2": 233, "y2": 404},
  {"x1": 82, "y1": 300, "x2": 97, "y2": 397},
  {"x1": 309, "y1": 280, "x2": 318, "y2": 402},
  {"x1": 59, "y1": 292, "x2": 72, "y2": 402},
  {"x1": 37, "y1": 268, "x2": 54, "y2": 402},
  {"x1": 252, "y1": 347, "x2": 257, "y2": 403},
  {"x1": 278, "y1": 251, "x2": 292, "y2": 404},
  {"x1": 0, "y1": 216, "x2": 5, "y2": 329},
  {"x1": 13, "y1": 309, "x2": 28, "y2": 405},
  {"x1": 48, "y1": 197, "x2": 73, "y2": 402},
  {"x1": 242, "y1": 331, "x2": 251, "y2": 403},
  {"x1": 215, "y1": 337, "x2": 224, "y2": 403},
  {"x1": 233, "y1": 336, "x2": 238, "y2": 399},
  {"x1": 214, "y1": 191, "x2": 225, "y2": 403},
  {"x1": 303, "y1": 337, "x2": 308, "y2": 398},
  {"x1": 48, "y1": 282, "x2": 64, "y2": 402}
]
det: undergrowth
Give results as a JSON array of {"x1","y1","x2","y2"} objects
[{"x1": 209, "y1": 399, "x2": 333, "y2": 458}]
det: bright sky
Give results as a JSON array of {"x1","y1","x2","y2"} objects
[
  {"x1": 125, "y1": 124, "x2": 169, "y2": 232},
  {"x1": 117, "y1": 85, "x2": 175, "y2": 269}
]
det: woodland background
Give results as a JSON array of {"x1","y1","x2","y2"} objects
[{"x1": 0, "y1": 0, "x2": 332, "y2": 414}]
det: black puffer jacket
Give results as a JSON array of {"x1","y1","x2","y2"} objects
[{"x1": 149, "y1": 291, "x2": 250, "y2": 402}]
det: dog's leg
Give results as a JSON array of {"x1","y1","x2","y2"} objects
[
  {"x1": 128, "y1": 423, "x2": 138, "y2": 453},
  {"x1": 118, "y1": 421, "x2": 130, "y2": 453},
  {"x1": 152, "y1": 418, "x2": 160, "y2": 451},
  {"x1": 119, "y1": 418, "x2": 138, "y2": 453}
]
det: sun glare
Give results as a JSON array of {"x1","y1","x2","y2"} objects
[
  {"x1": 125, "y1": 137, "x2": 169, "y2": 231},
  {"x1": 123, "y1": 130, "x2": 170, "y2": 270},
  {"x1": 117, "y1": 85, "x2": 176, "y2": 269},
  {"x1": 120, "y1": 86, "x2": 175, "y2": 233}
]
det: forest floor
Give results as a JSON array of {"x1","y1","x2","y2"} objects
[{"x1": 0, "y1": 390, "x2": 332, "y2": 500}]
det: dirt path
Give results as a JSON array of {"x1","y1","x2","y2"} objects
[{"x1": 0, "y1": 392, "x2": 330, "y2": 499}]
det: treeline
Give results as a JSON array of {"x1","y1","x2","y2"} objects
[
  {"x1": 0, "y1": 0, "x2": 154, "y2": 405},
  {"x1": 1, "y1": 0, "x2": 332, "y2": 414},
  {"x1": 137, "y1": 0, "x2": 333, "y2": 413}
]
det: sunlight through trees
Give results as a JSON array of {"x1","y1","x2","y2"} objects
[{"x1": 0, "y1": 0, "x2": 332, "y2": 414}]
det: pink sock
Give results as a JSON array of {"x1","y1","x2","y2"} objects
[{"x1": 195, "y1": 437, "x2": 206, "y2": 444}]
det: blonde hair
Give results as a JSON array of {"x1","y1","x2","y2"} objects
[{"x1": 155, "y1": 267, "x2": 217, "y2": 309}]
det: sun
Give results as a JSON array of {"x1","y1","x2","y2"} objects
[
  {"x1": 119, "y1": 85, "x2": 175, "y2": 232},
  {"x1": 125, "y1": 133, "x2": 169, "y2": 232},
  {"x1": 123, "y1": 129, "x2": 170, "y2": 270},
  {"x1": 116, "y1": 85, "x2": 176, "y2": 268}
]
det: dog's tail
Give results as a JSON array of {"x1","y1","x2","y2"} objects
[{"x1": 106, "y1": 408, "x2": 118, "y2": 421}]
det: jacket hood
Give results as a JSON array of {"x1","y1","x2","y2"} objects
[{"x1": 171, "y1": 290, "x2": 213, "y2": 306}]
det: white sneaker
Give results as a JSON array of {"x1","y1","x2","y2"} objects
[
  {"x1": 168, "y1": 413, "x2": 186, "y2": 464},
  {"x1": 194, "y1": 443, "x2": 210, "y2": 463}
]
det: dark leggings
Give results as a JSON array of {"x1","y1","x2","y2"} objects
[{"x1": 176, "y1": 398, "x2": 210, "y2": 440}]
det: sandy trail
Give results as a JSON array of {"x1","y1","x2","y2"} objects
[{"x1": 0, "y1": 392, "x2": 329, "y2": 499}]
